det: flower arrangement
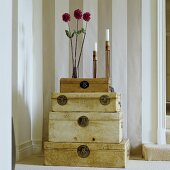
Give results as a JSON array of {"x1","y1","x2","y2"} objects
[{"x1": 62, "y1": 9, "x2": 91, "y2": 78}]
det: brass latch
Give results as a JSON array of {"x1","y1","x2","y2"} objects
[
  {"x1": 80, "y1": 81, "x2": 89, "y2": 89},
  {"x1": 77, "y1": 145, "x2": 90, "y2": 158},
  {"x1": 100, "y1": 95, "x2": 110, "y2": 105},
  {"x1": 77, "y1": 116, "x2": 89, "y2": 127},
  {"x1": 57, "y1": 95, "x2": 68, "y2": 105}
]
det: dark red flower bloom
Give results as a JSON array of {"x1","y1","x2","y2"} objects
[
  {"x1": 62, "y1": 13, "x2": 70, "y2": 22},
  {"x1": 74, "y1": 9, "x2": 82, "y2": 20},
  {"x1": 83, "y1": 12, "x2": 91, "y2": 22}
]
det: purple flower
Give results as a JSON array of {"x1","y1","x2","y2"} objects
[
  {"x1": 83, "y1": 12, "x2": 91, "y2": 22},
  {"x1": 62, "y1": 13, "x2": 70, "y2": 22},
  {"x1": 74, "y1": 9, "x2": 82, "y2": 20}
]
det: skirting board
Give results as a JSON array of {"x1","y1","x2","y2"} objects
[
  {"x1": 32, "y1": 140, "x2": 43, "y2": 154},
  {"x1": 142, "y1": 143, "x2": 170, "y2": 161},
  {"x1": 16, "y1": 140, "x2": 42, "y2": 161}
]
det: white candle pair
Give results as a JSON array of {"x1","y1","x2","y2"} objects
[{"x1": 94, "y1": 29, "x2": 110, "y2": 51}]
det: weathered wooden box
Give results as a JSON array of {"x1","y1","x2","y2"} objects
[
  {"x1": 44, "y1": 139, "x2": 130, "y2": 168},
  {"x1": 51, "y1": 92, "x2": 121, "y2": 112},
  {"x1": 60, "y1": 78, "x2": 112, "y2": 93},
  {"x1": 49, "y1": 112, "x2": 123, "y2": 143}
]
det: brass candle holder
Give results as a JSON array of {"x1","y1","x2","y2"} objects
[
  {"x1": 93, "y1": 51, "x2": 97, "y2": 78},
  {"x1": 105, "y1": 41, "x2": 110, "y2": 78}
]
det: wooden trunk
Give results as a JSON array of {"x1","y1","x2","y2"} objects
[
  {"x1": 49, "y1": 112, "x2": 123, "y2": 143},
  {"x1": 60, "y1": 78, "x2": 112, "y2": 93},
  {"x1": 44, "y1": 139, "x2": 130, "y2": 168},
  {"x1": 51, "y1": 92, "x2": 121, "y2": 112}
]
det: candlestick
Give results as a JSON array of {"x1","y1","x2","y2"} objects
[
  {"x1": 93, "y1": 51, "x2": 97, "y2": 78},
  {"x1": 105, "y1": 41, "x2": 110, "y2": 78},
  {"x1": 106, "y1": 29, "x2": 109, "y2": 41}
]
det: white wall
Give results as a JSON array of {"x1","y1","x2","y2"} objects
[
  {"x1": 127, "y1": 0, "x2": 142, "y2": 154},
  {"x1": 142, "y1": 0, "x2": 158, "y2": 143},
  {"x1": 55, "y1": 0, "x2": 70, "y2": 91},
  {"x1": 32, "y1": 0, "x2": 43, "y2": 152},
  {"x1": 16, "y1": 0, "x2": 32, "y2": 150},
  {"x1": 83, "y1": 0, "x2": 98, "y2": 78},
  {"x1": 13, "y1": 0, "x2": 43, "y2": 160},
  {"x1": 0, "y1": 0, "x2": 12, "y2": 169},
  {"x1": 112, "y1": 0, "x2": 127, "y2": 138},
  {"x1": 43, "y1": 0, "x2": 55, "y2": 142},
  {"x1": 167, "y1": 0, "x2": 170, "y2": 101},
  {"x1": 98, "y1": 0, "x2": 112, "y2": 78}
]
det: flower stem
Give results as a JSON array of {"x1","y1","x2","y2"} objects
[
  {"x1": 77, "y1": 22, "x2": 87, "y2": 68},
  {"x1": 68, "y1": 23, "x2": 74, "y2": 67},
  {"x1": 74, "y1": 20, "x2": 78, "y2": 67}
]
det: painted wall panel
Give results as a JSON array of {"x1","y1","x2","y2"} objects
[
  {"x1": 83, "y1": 0, "x2": 98, "y2": 78},
  {"x1": 112, "y1": 0, "x2": 127, "y2": 139},
  {"x1": 142, "y1": 0, "x2": 157, "y2": 144},
  {"x1": 98, "y1": 0, "x2": 112, "y2": 78},
  {"x1": 32, "y1": 0, "x2": 43, "y2": 148},
  {"x1": 55, "y1": 0, "x2": 70, "y2": 90},
  {"x1": 0, "y1": 0, "x2": 12, "y2": 168},
  {"x1": 43, "y1": 0, "x2": 55, "y2": 141},
  {"x1": 127, "y1": 0, "x2": 142, "y2": 155}
]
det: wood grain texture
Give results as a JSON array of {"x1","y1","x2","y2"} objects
[
  {"x1": 44, "y1": 139, "x2": 130, "y2": 168},
  {"x1": 51, "y1": 92, "x2": 121, "y2": 112},
  {"x1": 61, "y1": 84, "x2": 110, "y2": 93},
  {"x1": 49, "y1": 112, "x2": 123, "y2": 143},
  {"x1": 60, "y1": 78, "x2": 111, "y2": 84}
]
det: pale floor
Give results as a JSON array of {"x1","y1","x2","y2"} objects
[{"x1": 16, "y1": 154, "x2": 170, "y2": 170}]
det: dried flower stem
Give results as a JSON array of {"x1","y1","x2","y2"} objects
[
  {"x1": 74, "y1": 20, "x2": 79, "y2": 67},
  {"x1": 77, "y1": 22, "x2": 87, "y2": 68},
  {"x1": 68, "y1": 23, "x2": 74, "y2": 67}
]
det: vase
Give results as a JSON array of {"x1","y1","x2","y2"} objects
[{"x1": 72, "y1": 66, "x2": 78, "y2": 78}]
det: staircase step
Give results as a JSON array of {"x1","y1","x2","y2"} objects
[
  {"x1": 166, "y1": 115, "x2": 170, "y2": 129},
  {"x1": 166, "y1": 129, "x2": 170, "y2": 144},
  {"x1": 143, "y1": 144, "x2": 170, "y2": 161}
]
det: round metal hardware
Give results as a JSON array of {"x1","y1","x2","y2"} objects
[
  {"x1": 57, "y1": 95, "x2": 67, "y2": 105},
  {"x1": 80, "y1": 81, "x2": 89, "y2": 89},
  {"x1": 100, "y1": 95, "x2": 110, "y2": 105},
  {"x1": 119, "y1": 101, "x2": 121, "y2": 107},
  {"x1": 78, "y1": 116, "x2": 89, "y2": 127},
  {"x1": 77, "y1": 145, "x2": 90, "y2": 158}
]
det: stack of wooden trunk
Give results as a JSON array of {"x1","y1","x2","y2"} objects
[{"x1": 44, "y1": 78, "x2": 130, "y2": 168}]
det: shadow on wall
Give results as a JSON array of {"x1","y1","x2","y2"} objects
[{"x1": 13, "y1": 92, "x2": 32, "y2": 161}]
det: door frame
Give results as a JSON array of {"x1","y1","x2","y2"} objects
[{"x1": 157, "y1": 0, "x2": 166, "y2": 144}]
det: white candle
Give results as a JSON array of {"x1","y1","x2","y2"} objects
[
  {"x1": 94, "y1": 42, "x2": 97, "y2": 52},
  {"x1": 106, "y1": 29, "x2": 109, "y2": 41}
]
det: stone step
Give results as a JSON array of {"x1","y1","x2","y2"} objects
[
  {"x1": 143, "y1": 144, "x2": 170, "y2": 161},
  {"x1": 166, "y1": 129, "x2": 170, "y2": 144},
  {"x1": 166, "y1": 115, "x2": 170, "y2": 129}
]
